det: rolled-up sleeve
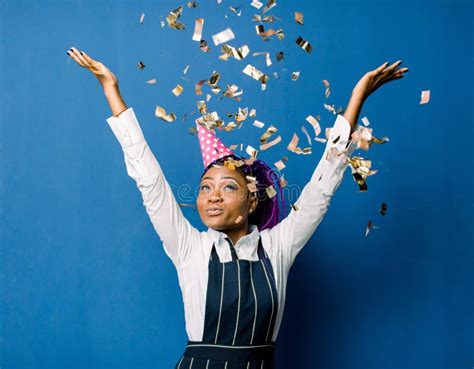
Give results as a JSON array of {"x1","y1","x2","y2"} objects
[
  {"x1": 268, "y1": 114, "x2": 358, "y2": 266},
  {"x1": 106, "y1": 107, "x2": 200, "y2": 267}
]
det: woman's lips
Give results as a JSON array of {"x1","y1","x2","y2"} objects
[{"x1": 206, "y1": 208, "x2": 224, "y2": 216}]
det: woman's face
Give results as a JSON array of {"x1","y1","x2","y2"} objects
[{"x1": 197, "y1": 165, "x2": 257, "y2": 231}]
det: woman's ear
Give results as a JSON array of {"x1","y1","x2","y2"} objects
[{"x1": 249, "y1": 193, "x2": 258, "y2": 213}]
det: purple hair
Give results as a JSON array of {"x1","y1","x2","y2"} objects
[{"x1": 200, "y1": 154, "x2": 286, "y2": 231}]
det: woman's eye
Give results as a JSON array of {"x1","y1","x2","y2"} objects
[
  {"x1": 224, "y1": 184, "x2": 237, "y2": 191},
  {"x1": 200, "y1": 184, "x2": 210, "y2": 191}
]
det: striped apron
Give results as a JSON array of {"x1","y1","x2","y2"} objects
[{"x1": 175, "y1": 236, "x2": 279, "y2": 369}]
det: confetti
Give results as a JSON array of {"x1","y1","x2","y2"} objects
[
  {"x1": 219, "y1": 44, "x2": 250, "y2": 61},
  {"x1": 192, "y1": 18, "x2": 204, "y2": 41},
  {"x1": 222, "y1": 84, "x2": 243, "y2": 101},
  {"x1": 296, "y1": 36, "x2": 312, "y2": 53},
  {"x1": 259, "y1": 125, "x2": 278, "y2": 144},
  {"x1": 137, "y1": 61, "x2": 146, "y2": 70},
  {"x1": 291, "y1": 203, "x2": 299, "y2": 211},
  {"x1": 250, "y1": 0, "x2": 263, "y2": 9},
  {"x1": 305, "y1": 115, "x2": 321, "y2": 137},
  {"x1": 301, "y1": 126, "x2": 312, "y2": 146},
  {"x1": 260, "y1": 135, "x2": 281, "y2": 151},
  {"x1": 262, "y1": 0, "x2": 276, "y2": 13},
  {"x1": 139, "y1": 12, "x2": 145, "y2": 24},
  {"x1": 361, "y1": 116, "x2": 370, "y2": 126},
  {"x1": 274, "y1": 160, "x2": 286, "y2": 171},
  {"x1": 212, "y1": 27, "x2": 235, "y2": 46},
  {"x1": 166, "y1": 6, "x2": 185, "y2": 30},
  {"x1": 322, "y1": 79, "x2": 331, "y2": 98},
  {"x1": 235, "y1": 215, "x2": 243, "y2": 223},
  {"x1": 419, "y1": 90, "x2": 430, "y2": 105},
  {"x1": 252, "y1": 14, "x2": 275, "y2": 23},
  {"x1": 365, "y1": 220, "x2": 373, "y2": 237},
  {"x1": 380, "y1": 202, "x2": 387, "y2": 216},
  {"x1": 253, "y1": 120, "x2": 265, "y2": 128},
  {"x1": 249, "y1": 109, "x2": 257, "y2": 117},
  {"x1": 172, "y1": 84, "x2": 184, "y2": 96},
  {"x1": 195, "y1": 80, "x2": 207, "y2": 95},
  {"x1": 265, "y1": 185, "x2": 277, "y2": 198},
  {"x1": 242, "y1": 64, "x2": 269, "y2": 84},
  {"x1": 179, "y1": 203, "x2": 197, "y2": 209},
  {"x1": 146, "y1": 79, "x2": 157, "y2": 84},
  {"x1": 294, "y1": 11, "x2": 303, "y2": 25},
  {"x1": 187, "y1": 1, "x2": 198, "y2": 8},
  {"x1": 291, "y1": 71, "x2": 300, "y2": 81},
  {"x1": 229, "y1": 6, "x2": 242, "y2": 16},
  {"x1": 324, "y1": 103, "x2": 336, "y2": 115},
  {"x1": 287, "y1": 133, "x2": 312, "y2": 155},
  {"x1": 200, "y1": 39, "x2": 211, "y2": 52},
  {"x1": 245, "y1": 145, "x2": 258, "y2": 158},
  {"x1": 275, "y1": 51, "x2": 284, "y2": 61},
  {"x1": 183, "y1": 64, "x2": 190, "y2": 74},
  {"x1": 256, "y1": 26, "x2": 285, "y2": 40},
  {"x1": 253, "y1": 52, "x2": 272, "y2": 66},
  {"x1": 155, "y1": 105, "x2": 177, "y2": 122}
]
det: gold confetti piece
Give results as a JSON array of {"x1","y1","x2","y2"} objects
[
  {"x1": 291, "y1": 71, "x2": 300, "y2": 81},
  {"x1": 287, "y1": 133, "x2": 311, "y2": 154},
  {"x1": 219, "y1": 44, "x2": 250, "y2": 61},
  {"x1": 195, "y1": 80, "x2": 207, "y2": 95},
  {"x1": 361, "y1": 116, "x2": 370, "y2": 126},
  {"x1": 137, "y1": 61, "x2": 146, "y2": 70},
  {"x1": 296, "y1": 36, "x2": 312, "y2": 53},
  {"x1": 256, "y1": 26, "x2": 285, "y2": 40},
  {"x1": 242, "y1": 64, "x2": 269, "y2": 84},
  {"x1": 183, "y1": 64, "x2": 190, "y2": 74},
  {"x1": 324, "y1": 103, "x2": 336, "y2": 114},
  {"x1": 223, "y1": 121, "x2": 237, "y2": 131},
  {"x1": 259, "y1": 125, "x2": 278, "y2": 144},
  {"x1": 253, "y1": 120, "x2": 265, "y2": 128},
  {"x1": 279, "y1": 175, "x2": 288, "y2": 188},
  {"x1": 172, "y1": 84, "x2": 184, "y2": 96},
  {"x1": 192, "y1": 18, "x2": 204, "y2": 41},
  {"x1": 380, "y1": 202, "x2": 387, "y2": 216},
  {"x1": 305, "y1": 115, "x2": 321, "y2": 137},
  {"x1": 294, "y1": 11, "x2": 303, "y2": 25},
  {"x1": 249, "y1": 109, "x2": 257, "y2": 117},
  {"x1": 291, "y1": 203, "x2": 299, "y2": 211},
  {"x1": 262, "y1": 0, "x2": 276, "y2": 13},
  {"x1": 187, "y1": 1, "x2": 198, "y2": 8},
  {"x1": 229, "y1": 6, "x2": 242, "y2": 16},
  {"x1": 420, "y1": 90, "x2": 430, "y2": 105},
  {"x1": 229, "y1": 144, "x2": 239, "y2": 150},
  {"x1": 247, "y1": 182, "x2": 258, "y2": 193},
  {"x1": 139, "y1": 12, "x2": 145, "y2": 24},
  {"x1": 274, "y1": 160, "x2": 286, "y2": 171},
  {"x1": 250, "y1": 0, "x2": 263, "y2": 9},
  {"x1": 245, "y1": 145, "x2": 258, "y2": 158},
  {"x1": 252, "y1": 14, "x2": 275, "y2": 23},
  {"x1": 199, "y1": 39, "x2": 211, "y2": 52},
  {"x1": 260, "y1": 135, "x2": 281, "y2": 151},
  {"x1": 322, "y1": 79, "x2": 331, "y2": 98},
  {"x1": 188, "y1": 127, "x2": 198, "y2": 135},
  {"x1": 207, "y1": 71, "x2": 220, "y2": 87},
  {"x1": 275, "y1": 51, "x2": 284, "y2": 61},
  {"x1": 253, "y1": 52, "x2": 272, "y2": 66},
  {"x1": 266, "y1": 185, "x2": 277, "y2": 198},
  {"x1": 212, "y1": 27, "x2": 235, "y2": 46},
  {"x1": 166, "y1": 6, "x2": 185, "y2": 30},
  {"x1": 365, "y1": 220, "x2": 373, "y2": 236},
  {"x1": 155, "y1": 105, "x2": 177, "y2": 122},
  {"x1": 206, "y1": 93, "x2": 212, "y2": 102},
  {"x1": 235, "y1": 215, "x2": 243, "y2": 223},
  {"x1": 146, "y1": 79, "x2": 157, "y2": 84},
  {"x1": 371, "y1": 136, "x2": 389, "y2": 144}
]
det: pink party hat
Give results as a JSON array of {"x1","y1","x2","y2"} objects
[{"x1": 196, "y1": 122, "x2": 235, "y2": 168}]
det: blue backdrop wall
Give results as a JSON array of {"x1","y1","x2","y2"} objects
[{"x1": 1, "y1": 0, "x2": 472, "y2": 368}]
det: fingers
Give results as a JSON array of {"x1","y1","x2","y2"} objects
[
  {"x1": 67, "y1": 47, "x2": 90, "y2": 68},
  {"x1": 382, "y1": 60, "x2": 402, "y2": 74},
  {"x1": 80, "y1": 50, "x2": 95, "y2": 65}
]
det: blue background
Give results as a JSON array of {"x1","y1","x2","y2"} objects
[{"x1": 1, "y1": 0, "x2": 472, "y2": 368}]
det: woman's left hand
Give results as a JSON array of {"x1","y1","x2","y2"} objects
[{"x1": 352, "y1": 60, "x2": 409, "y2": 102}]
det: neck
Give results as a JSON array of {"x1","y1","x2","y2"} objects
[{"x1": 224, "y1": 222, "x2": 251, "y2": 246}]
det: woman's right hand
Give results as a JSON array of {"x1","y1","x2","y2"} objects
[{"x1": 67, "y1": 47, "x2": 118, "y2": 89}]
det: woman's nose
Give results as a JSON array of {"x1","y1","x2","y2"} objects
[{"x1": 209, "y1": 189, "x2": 222, "y2": 202}]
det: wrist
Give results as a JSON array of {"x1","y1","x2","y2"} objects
[{"x1": 102, "y1": 81, "x2": 119, "y2": 94}]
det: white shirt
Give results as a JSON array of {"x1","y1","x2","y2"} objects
[{"x1": 106, "y1": 107, "x2": 358, "y2": 342}]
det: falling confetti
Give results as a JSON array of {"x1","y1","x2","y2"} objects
[
  {"x1": 291, "y1": 71, "x2": 300, "y2": 81},
  {"x1": 137, "y1": 61, "x2": 146, "y2": 70},
  {"x1": 296, "y1": 36, "x2": 312, "y2": 53},
  {"x1": 212, "y1": 28, "x2": 235, "y2": 46},
  {"x1": 166, "y1": 6, "x2": 185, "y2": 30},
  {"x1": 361, "y1": 116, "x2": 370, "y2": 126},
  {"x1": 294, "y1": 11, "x2": 303, "y2": 25},
  {"x1": 172, "y1": 84, "x2": 184, "y2": 96},
  {"x1": 155, "y1": 105, "x2": 177, "y2": 122},
  {"x1": 139, "y1": 12, "x2": 145, "y2": 24},
  {"x1": 322, "y1": 79, "x2": 331, "y2": 98},
  {"x1": 419, "y1": 90, "x2": 430, "y2": 105},
  {"x1": 380, "y1": 203, "x2": 387, "y2": 216},
  {"x1": 146, "y1": 79, "x2": 156, "y2": 84},
  {"x1": 192, "y1": 18, "x2": 204, "y2": 41}
]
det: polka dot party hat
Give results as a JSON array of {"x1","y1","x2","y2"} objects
[{"x1": 196, "y1": 122, "x2": 235, "y2": 168}]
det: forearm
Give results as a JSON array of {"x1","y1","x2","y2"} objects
[
  {"x1": 343, "y1": 92, "x2": 365, "y2": 134},
  {"x1": 103, "y1": 84, "x2": 128, "y2": 117}
]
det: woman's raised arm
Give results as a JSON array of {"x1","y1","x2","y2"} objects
[
  {"x1": 67, "y1": 47, "x2": 201, "y2": 267},
  {"x1": 267, "y1": 61, "x2": 409, "y2": 266}
]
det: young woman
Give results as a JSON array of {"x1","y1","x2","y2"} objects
[{"x1": 67, "y1": 46, "x2": 408, "y2": 368}]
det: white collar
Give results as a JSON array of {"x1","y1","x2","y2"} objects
[{"x1": 207, "y1": 224, "x2": 260, "y2": 250}]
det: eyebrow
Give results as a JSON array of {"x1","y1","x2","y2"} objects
[{"x1": 201, "y1": 176, "x2": 241, "y2": 185}]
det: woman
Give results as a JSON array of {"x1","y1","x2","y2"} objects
[{"x1": 67, "y1": 46, "x2": 408, "y2": 368}]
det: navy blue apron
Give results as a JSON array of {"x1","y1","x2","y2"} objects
[{"x1": 175, "y1": 236, "x2": 279, "y2": 369}]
